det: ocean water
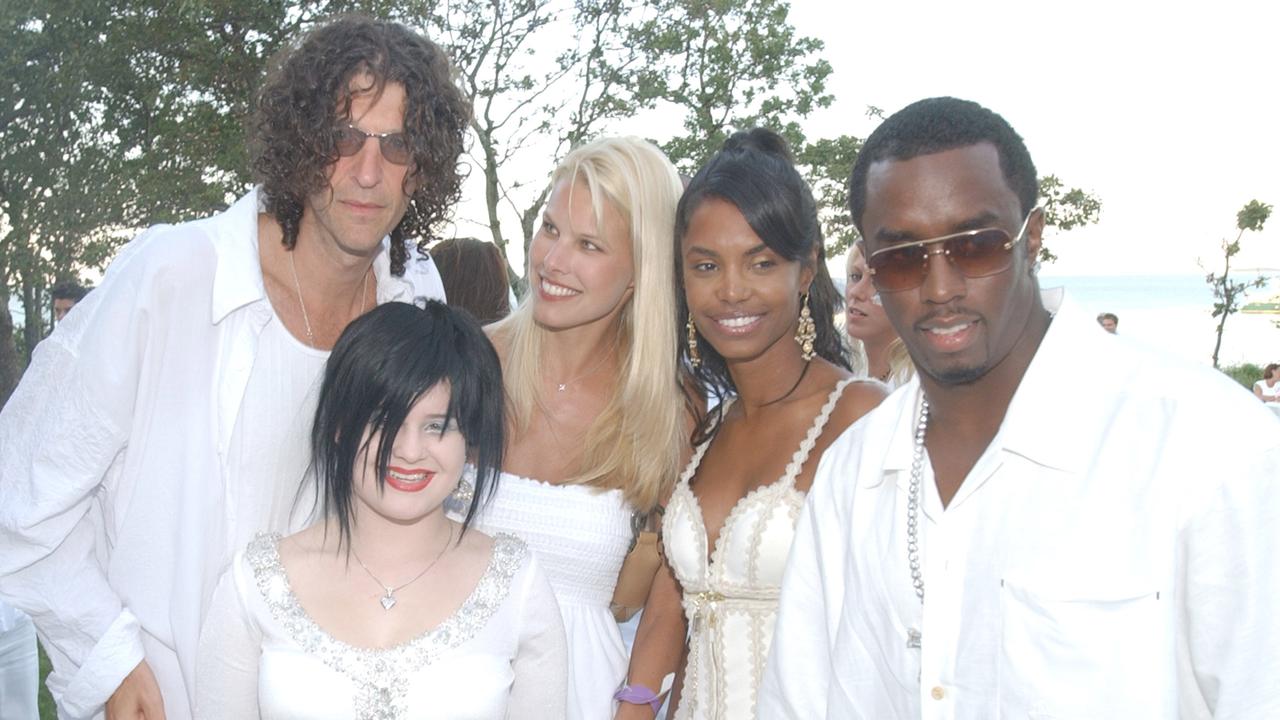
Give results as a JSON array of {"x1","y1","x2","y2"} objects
[{"x1": 1041, "y1": 274, "x2": 1280, "y2": 368}]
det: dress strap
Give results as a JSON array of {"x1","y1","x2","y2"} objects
[
  {"x1": 779, "y1": 377, "x2": 860, "y2": 490},
  {"x1": 677, "y1": 396, "x2": 737, "y2": 487}
]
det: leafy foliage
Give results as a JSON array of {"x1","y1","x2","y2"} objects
[{"x1": 1205, "y1": 199, "x2": 1272, "y2": 368}]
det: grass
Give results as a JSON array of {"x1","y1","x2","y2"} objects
[{"x1": 38, "y1": 643, "x2": 56, "y2": 720}]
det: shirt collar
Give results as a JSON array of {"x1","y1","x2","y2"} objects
[
  {"x1": 869, "y1": 287, "x2": 1114, "y2": 482},
  {"x1": 209, "y1": 187, "x2": 414, "y2": 323},
  {"x1": 989, "y1": 286, "x2": 1118, "y2": 474}
]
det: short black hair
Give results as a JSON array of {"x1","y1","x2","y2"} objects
[
  {"x1": 676, "y1": 128, "x2": 849, "y2": 433},
  {"x1": 310, "y1": 301, "x2": 504, "y2": 548},
  {"x1": 848, "y1": 97, "x2": 1038, "y2": 232},
  {"x1": 51, "y1": 282, "x2": 90, "y2": 302}
]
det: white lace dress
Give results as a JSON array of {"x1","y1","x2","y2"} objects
[
  {"x1": 195, "y1": 532, "x2": 566, "y2": 719},
  {"x1": 664, "y1": 378, "x2": 856, "y2": 720},
  {"x1": 470, "y1": 472, "x2": 636, "y2": 720}
]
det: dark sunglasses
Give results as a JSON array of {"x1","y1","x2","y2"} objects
[
  {"x1": 866, "y1": 210, "x2": 1036, "y2": 292},
  {"x1": 334, "y1": 124, "x2": 413, "y2": 166}
]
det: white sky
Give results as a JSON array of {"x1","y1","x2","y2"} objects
[
  {"x1": 459, "y1": 0, "x2": 1278, "y2": 280},
  {"x1": 786, "y1": 0, "x2": 1280, "y2": 276}
]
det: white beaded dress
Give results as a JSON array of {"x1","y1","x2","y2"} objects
[
  {"x1": 195, "y1": 532, "x2": 567, "y2": 719},
  {"x1": 664, "y1": 378, "x2": 856, "y2": 720},
  {"x1": 470, "y1": 472, "x2": 636, "y2": 720}
]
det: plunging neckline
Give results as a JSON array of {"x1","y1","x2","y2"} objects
[{"x1": 679, "y1": 377, "x2": 858, "y2": 569}]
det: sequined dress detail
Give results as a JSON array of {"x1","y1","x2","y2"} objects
[
  {"x1": 199, "y1": 531, "x2": 566, "y2": 719},
  {"x1": 664, "y1": 378, "x2": 856, "y2": 720}
]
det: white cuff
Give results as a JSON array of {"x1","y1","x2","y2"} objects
[{"x1": 53, "y1": 608, "x2": 145, "y2": 718}]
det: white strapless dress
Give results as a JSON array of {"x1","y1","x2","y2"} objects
[
  {"x1": 471, "y1": 472, "x2": 635, "y2": 720},
  {"x1": 664, "y1": 378, "x2": 856, "y2": 720}
]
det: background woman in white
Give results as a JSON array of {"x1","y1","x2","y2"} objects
[
  {"x1": 476, "y1": 136, "x2": 689, "y2": 719},
  {"x1": 197, "y1": 302, "x2": 566, "y2": 719},
  {"x1": 845, "y1": 243, "x2": 912, "y2": 390}
]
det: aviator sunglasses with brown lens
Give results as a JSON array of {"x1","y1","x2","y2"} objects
[
  {"x1": 865, "y1": 209, "x2": 1037, "y2": 293},
  {"x1": 334, "y1": 124, "x2": 413, "y2": 165}
]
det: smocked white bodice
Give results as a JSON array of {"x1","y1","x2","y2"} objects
[
  {"x1": 471, "y1": 471, "x2": 635, "y2": 719},
  {"x1": 664, "y1": 378, "x2": 856, "y2": 720}
]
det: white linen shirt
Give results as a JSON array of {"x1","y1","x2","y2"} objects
[
  {"x1": 0, "y1": 188, "x2": 412, "y2": 718},
  {"x1": 759, "y1": 290, "x2": 1280, "y2": 720}
]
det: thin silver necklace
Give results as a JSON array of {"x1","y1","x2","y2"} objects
[
  {"x1": 551, "y1": 341, "x2": 616, "y2": 392},
  {"x1": 905, "y1": 393, "x2": 929, "y2": 649},
  {"x1": 288, "y1": 251, "x2": 369, "y2": 349},
  {"x1": 351, "y1": 525, "x2": 453, "y2": 611}
]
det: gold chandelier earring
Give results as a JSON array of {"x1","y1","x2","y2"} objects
[
  {"x1": 795, "y1": 292, "x2": 816, "y2": 362},
  {"x1": 686, "y1": 315, "x2": 702, "y2": 369}
]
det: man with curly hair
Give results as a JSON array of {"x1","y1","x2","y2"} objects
[{"x1": 0, "y1": 16, "x2": 470, "y2": 719}]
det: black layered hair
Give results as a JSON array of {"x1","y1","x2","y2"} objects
[
  {"x1": 310, "y1": 301, "x2": 504, "y2": 548},
  {"x1": 251, "y1": 15, "x2": 471, "y2": 275},
  {"x1": 847, "y1": 97, "x2": 1039, "y2": 233},
  {"x1": 675, "y1": 128, "x2": 849, "y2": 438}
]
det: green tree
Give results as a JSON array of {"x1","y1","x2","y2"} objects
[
  {"x1": 1206, "y1": 199, "x2": 1272, "y2": 368},
  {"x1": 426, "y1": 0, "x2": 649, "y2": 290},
  {"x1": 631, "y1": 0, "x2": 832, "y2": 172}
]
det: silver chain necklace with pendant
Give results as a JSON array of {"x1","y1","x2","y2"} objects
[
  {"x1": 905, "y1": 394, "x2": 929, "y2": 649},
  {"x1": 351, "y1": 525, "x2": 453, "y2": 611}
]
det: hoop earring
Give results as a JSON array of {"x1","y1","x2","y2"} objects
[
  {"x1": 795, "y1": 293, "x2": 816, "y2": 362},
  {"x1": 686, "y1": 315, "x2": 702, "y2": 369}
]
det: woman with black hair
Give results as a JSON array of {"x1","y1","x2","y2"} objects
[
  {"x1": 617, "y1": 129, "x2": 885, "y2": 720},
  {"x1": 196, "y1": 302, "x2": 566, "y2": 719}
]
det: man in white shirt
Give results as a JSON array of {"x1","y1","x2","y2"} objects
[
  {"x1": 760, "y1": 97, "x2": 1280, "y2": 719},
  {"x1": 0, "y1": 17, "x2": 470, "y2": 719}
]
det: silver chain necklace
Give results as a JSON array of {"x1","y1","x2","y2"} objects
[
  {"x1": 351, "y1": 526, "x2": 453, "y2": 611},
  {"x1": 907, "y1": 394, "x2": 929, "y2": 603},
  {"x1": 288, "y1": 251, "x2": 369, "y2": 349},
  {"x1": 905, "y1": 394, "x2": 929, "y2": 650}
]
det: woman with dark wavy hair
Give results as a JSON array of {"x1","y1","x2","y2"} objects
[{"x1": 618, "y1": 129, "x2": 885, "y2": 719}]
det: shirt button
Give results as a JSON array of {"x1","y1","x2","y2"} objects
[{"x1": 931, "y1": 686, "x2": 946, "y2": 700}]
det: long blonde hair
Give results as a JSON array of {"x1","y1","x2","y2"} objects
[
  {"x1": 494, "y1": 137, "x2": 684, "y2": 512},
  {"x1": 846, "y1": 244, "x2": 914, "y2": 386}
]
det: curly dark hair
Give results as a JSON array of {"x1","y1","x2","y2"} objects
[
  {"x1": 847, "y1": 97, "x2": 1038, "y2": 234},
  {"x1": 676, "y1": 128, "x2": 850, "y2": 440},
  {"x1": 251, "y1": 16, "x2": 471, "y2": 275}
]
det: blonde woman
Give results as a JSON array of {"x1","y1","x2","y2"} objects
[
  {"x1": 475, "y1": 137, "x2": 687, "y2": 719},
  {"x1": 845, "y1": 242, "x2": 913, "y2": 390}
]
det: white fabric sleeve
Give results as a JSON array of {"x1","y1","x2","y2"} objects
[
  {"x1": 0, "y1": 230, "x2": 167, "y2": 715},
  {"x1": 1177, "y1": 441, "x2": 1280, "y2": 717},
  {"x1": 507, "y1": 551, "x2": 567, "y2": 719},
  {"x1": 194, "y1": 553, "x2": 262, "y2": 720},
  {"x1": 759, "y1": 449, "x2": 839, "y2": 719}
]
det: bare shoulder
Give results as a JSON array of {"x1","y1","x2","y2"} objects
[
  {"x1": 484, "y1": 318, "x2": 511, "y2": 355},
  {"x1": 276, "y1": 524, "x2": 333, "y2": 571},
  {"x1": 833, "y1": 378, "x2": 889, "y2": 426}
]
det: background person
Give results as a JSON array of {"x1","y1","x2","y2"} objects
[
  {"x1": 1254, "y1": 362, "x2": 1279, "y2": 402},
  {"x1": 432, "y1": 236, "x2": 513, "y2": 324},
  {"x1": 845, "y1": 243, "x2": 912, "y2": 389},
  {"x1": 50, "y1": 282, "x2": 90, "y2": 324},
  {"x1": 197, "y1": 301, "x2": 566, "y2": 719},
  {"x1": 1097, "y1": 311, "x2": 1118, "y2": 333},
  {"x1": 0, "y1": 17, "x2": 469, "y2": 719},
  {"x1": 475, "y1": 136, "x2": 688, "y2": 720}
]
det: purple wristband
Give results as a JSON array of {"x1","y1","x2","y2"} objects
[{"x1": 614, "y1": 683, "x2": 662, "y2": 714}]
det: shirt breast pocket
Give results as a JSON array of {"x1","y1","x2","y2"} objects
[{"x1": 998, "y1": 577, "x2": 1165, "y2": 719}]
